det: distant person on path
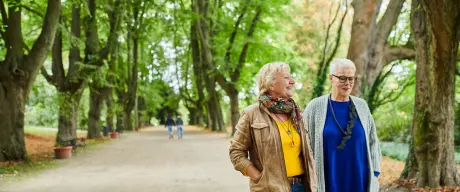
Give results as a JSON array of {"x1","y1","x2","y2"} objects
[
  {"x1": 165, "y1": 115, "x2": 176, "y2": 139},
  {"x1": 229, "y1": 62, "x2": 317, "y2": 192},
  {"x1": 304, "y1": 58, "x2": 381, "y2": 192},
  {"x1": 176, "y1": 116, "x2": 184, "y2": 139}
]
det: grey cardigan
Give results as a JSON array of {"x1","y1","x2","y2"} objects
[{"x1": 303, "y1": 94, "x2": 381, "y2": 192}]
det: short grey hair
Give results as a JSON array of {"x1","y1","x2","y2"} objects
[
  {"x1": 329, "y1": 58, "x2": 356, "y2": 75},
  {"x1": 256, "y1": 62, "x2": 290, "y2": 96}
]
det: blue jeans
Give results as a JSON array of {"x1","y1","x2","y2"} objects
[
  {"x1": 167, "y1": 125, "x2": 173, "y2": 137},
  {"x1": 291, "y1": 183, "x2": 304, "y2": 192},
  {"x1": 177, "y1": 125, "x2": 183, "y2": 138}
]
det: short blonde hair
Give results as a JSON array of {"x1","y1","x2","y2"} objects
[
  {"x1": 256, "y1": 62, "x2": 290, "y2": 96},
  {"x1": 329, "y1": 58, "x2": 356, "y2": 74}
]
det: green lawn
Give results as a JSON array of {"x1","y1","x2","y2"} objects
[{"x1": 24, "y1": 125, "x2": 87, "y2": 135}]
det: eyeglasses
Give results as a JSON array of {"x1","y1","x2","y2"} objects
[{"x1": 332, "y1": 74, "x2": 357, "y2": 83}]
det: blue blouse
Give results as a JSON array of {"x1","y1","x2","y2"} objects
[{"x1": 323, "y1": 100, "x2": 377, "y2": 192}]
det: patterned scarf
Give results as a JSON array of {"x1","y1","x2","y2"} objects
[{"x1": 259, "y1": 94, "x2": 303, "y2": 133}]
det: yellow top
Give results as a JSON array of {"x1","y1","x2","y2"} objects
[{"x1": 275, "y1": 120, "x2": 304, "y2": 177}]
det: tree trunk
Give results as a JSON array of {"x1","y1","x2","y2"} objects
[
  {"x1": 0, "y1": 84, "x2": 28, "y2": 161},
  {"x1": 194, "y1": 0, "x2": 225, "y2": 131},
  {"x1": 106, "y1": 92, "x2": 115, "y2": 132},
  {"x1": 229, "y1": 90, "x2": 239, "y2": 135},
  {"x1": 123, "y1": 108, "x2": 132, "y2": 131},
  {"x1": 87, "y1": 87, "x2": 109, "y2": 139},
  {"x1": 187, "y1": 107, "x2": 197, "y2": 125},
  {"x1": 202, "y1": 71, "x2": 225, "y2": 131},
  {"x1": 190, "y1": 21, "x2": 206, "y2": 127},
  {"x1": 0, "y1": 0, "x2": 61, "y2": 161},
  {"x1": 347, "y1": 0, "x2": 381, "y2": 96},
  {"x1": 400, "y1": 137, "x2": 418, "y2": 180},
  {"x1": 47, "y1": 8, "x2": 84, "y2": 145},
  {"x1": 116, "y1": 109, "x2": 124, "y2": 132},
  {"x1": 364, "y1": 0, "x2": 405, "y2": 91},
  {"x1": 56, "y1": 92, "x2": 82, "y2": 145},
  {"x1": 347, "y1": 0, "x2": 411, "y2": 100},
  {"x1": 410, "y1": 0, "x2": 460, "y2": 187},
  {"x1": 84, "y1": 0, "x2": 122, "y2": 137}
]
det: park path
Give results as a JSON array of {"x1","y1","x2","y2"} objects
[{"x1": 0, "y1": 126, "x2": 248, "y2": 192}]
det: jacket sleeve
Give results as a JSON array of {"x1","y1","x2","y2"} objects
[
  {"x1": 368, "y1": 112, "x2": 381, "y2": 173},
  {"x1": 229, "y1": 110, "x2": 253, "y2": 175},
  {"x1": 303, "y1": 102, "x2": 316, "y2": 156}
]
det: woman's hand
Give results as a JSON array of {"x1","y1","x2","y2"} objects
[{"x1": 246, "y1": 164, "x2": 262, "y2": 181}]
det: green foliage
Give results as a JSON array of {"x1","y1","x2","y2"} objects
[
  {"x1": 381, "y1": 142, "x2": 460, "y2": 164},
  {"x1": 372, "y1": 61, "x2": 416, "y2": 143},
  {"x1": 380, "y1": 142, "x2": 409, "y2": 161},
  {"x1": 17, "y1": 0, "x2": 459, "y2": 151},
  {"x1": 374, "y1": 88, "x2": 414, "y2": 143},
  {"x1": 78, "y1": 88, "x2": 90, "y2": 130},
  {"x1": 26, "y1": 73, "x2": 59, "y2": 127}
]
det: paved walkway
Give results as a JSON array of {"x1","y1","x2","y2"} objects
[{"x1": 0, "y1": 126, "x2": 248, "y2": 192}]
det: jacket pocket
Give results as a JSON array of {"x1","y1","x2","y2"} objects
[
  {"x1": 250, "y1": 170, "x2": 267, "y2": 191},
  {"x1": 251, "y1": 122, "x2": 270, "y2": 143}
]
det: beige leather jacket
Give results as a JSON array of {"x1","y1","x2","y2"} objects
[{"x1": 229, "y1": 104, "x2": 317, "y2": 192}]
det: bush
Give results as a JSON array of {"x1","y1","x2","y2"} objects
[
  {"x1": 380, "y1": 142, "x2": 409, "y2": 161},
  {"x1": 374, "y1": 92, "x2": 414, "y2": 143},
  {"x1": 381, "y1": 142, "x2": 460, "y2": 164}
]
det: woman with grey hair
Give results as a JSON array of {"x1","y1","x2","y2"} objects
[
  {"x1": 303, "y1": 58, "x2": 381, "y2": 192},
  {"x1": 229, "y1": 62, "x2": 317, "y2": 192}
]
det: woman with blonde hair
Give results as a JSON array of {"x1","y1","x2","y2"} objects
[{"x1": 229, "y1": 62, "x2": 317, "y2": 192}]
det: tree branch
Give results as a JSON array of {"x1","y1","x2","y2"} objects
[
  {"x1": 232, "y1": 6, "x2": 262, "y2": 82},
  {"x1": 4, "y1": 0, "x2": 22, "y2": 69},
  {"x1": 19, "y1": 4, "x2": 47, "y2": 53},
  {"x1": 384, "y1": 44, "x2": 416, "y2": 64},
  {"x1": 324, "y1": 0, "x2": 348, "y2": 68},
  {"x1": 98, "y1": 0, "x2": 121, "y2": 61},
  {"x1": 137, "y1": 0, "x2": 148, "y2": 31},
  {"x1": 225, "y1": 0, "x2": 249, "y2": 64},
  {"x1": 68, "y1": 2, "x2": 81, "y2": 80},
  {"x1": 319, "y1": 0, "x2": 343, "y2": 72},
  {"x1": 21, "y1": 5, "x2": 44, "y2": 17},
  {"x1": 24, "y1": 0, "x2": 61, "y2": 74},
  {"x1": 374, "y1": 0, "x2": 405, "y2": 45},
  {"x1": 216, "y1": 73, "x2": 230, "y2": 94},
  {"x1": 377, "y1": 78, "x2": 415, "y2": 107},
  {"x1": 0, "y1": 0, "x2": 6, "y2": 24},
  {"x1": 0, "y1": 0, "x2": 7, "y2": 43},
  {"x1": 41, "y1": 66, "x2": 55, "y2": 84},
  {"x1": 51, "y1": 28, "x2": 65, "y2": 87}
]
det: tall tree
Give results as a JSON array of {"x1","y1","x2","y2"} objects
[
  {"x1": 42, "y1": 1, "x2": 84, "y2": 144},
  {"x1": 406, "y1": 0, "x2": 460, "y2": 187},
  {"x1": 190, "y1": 20, "x2": 206, "y2": 126},
  {"x1": 215, "y1": 1, "x2": 262, "y2": 134},
  {"x1": 192, "y1": 0, "x2": 225, "y2": 131},
  {"x1": 115, "y1": 0, "x2": 146, "y2": 131},
  {"x1": 0, "y1": 0, "x2": 61, "y2": 161},
  {"x1": 311, "y1": 0, "x2": 348, "y2": 98},
  {"x1": 86, "y1": 0, "x2": 122, "y2": 139},
  {"x1": 347, "y1": 0, "x2": 415, "y2": 99}
]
